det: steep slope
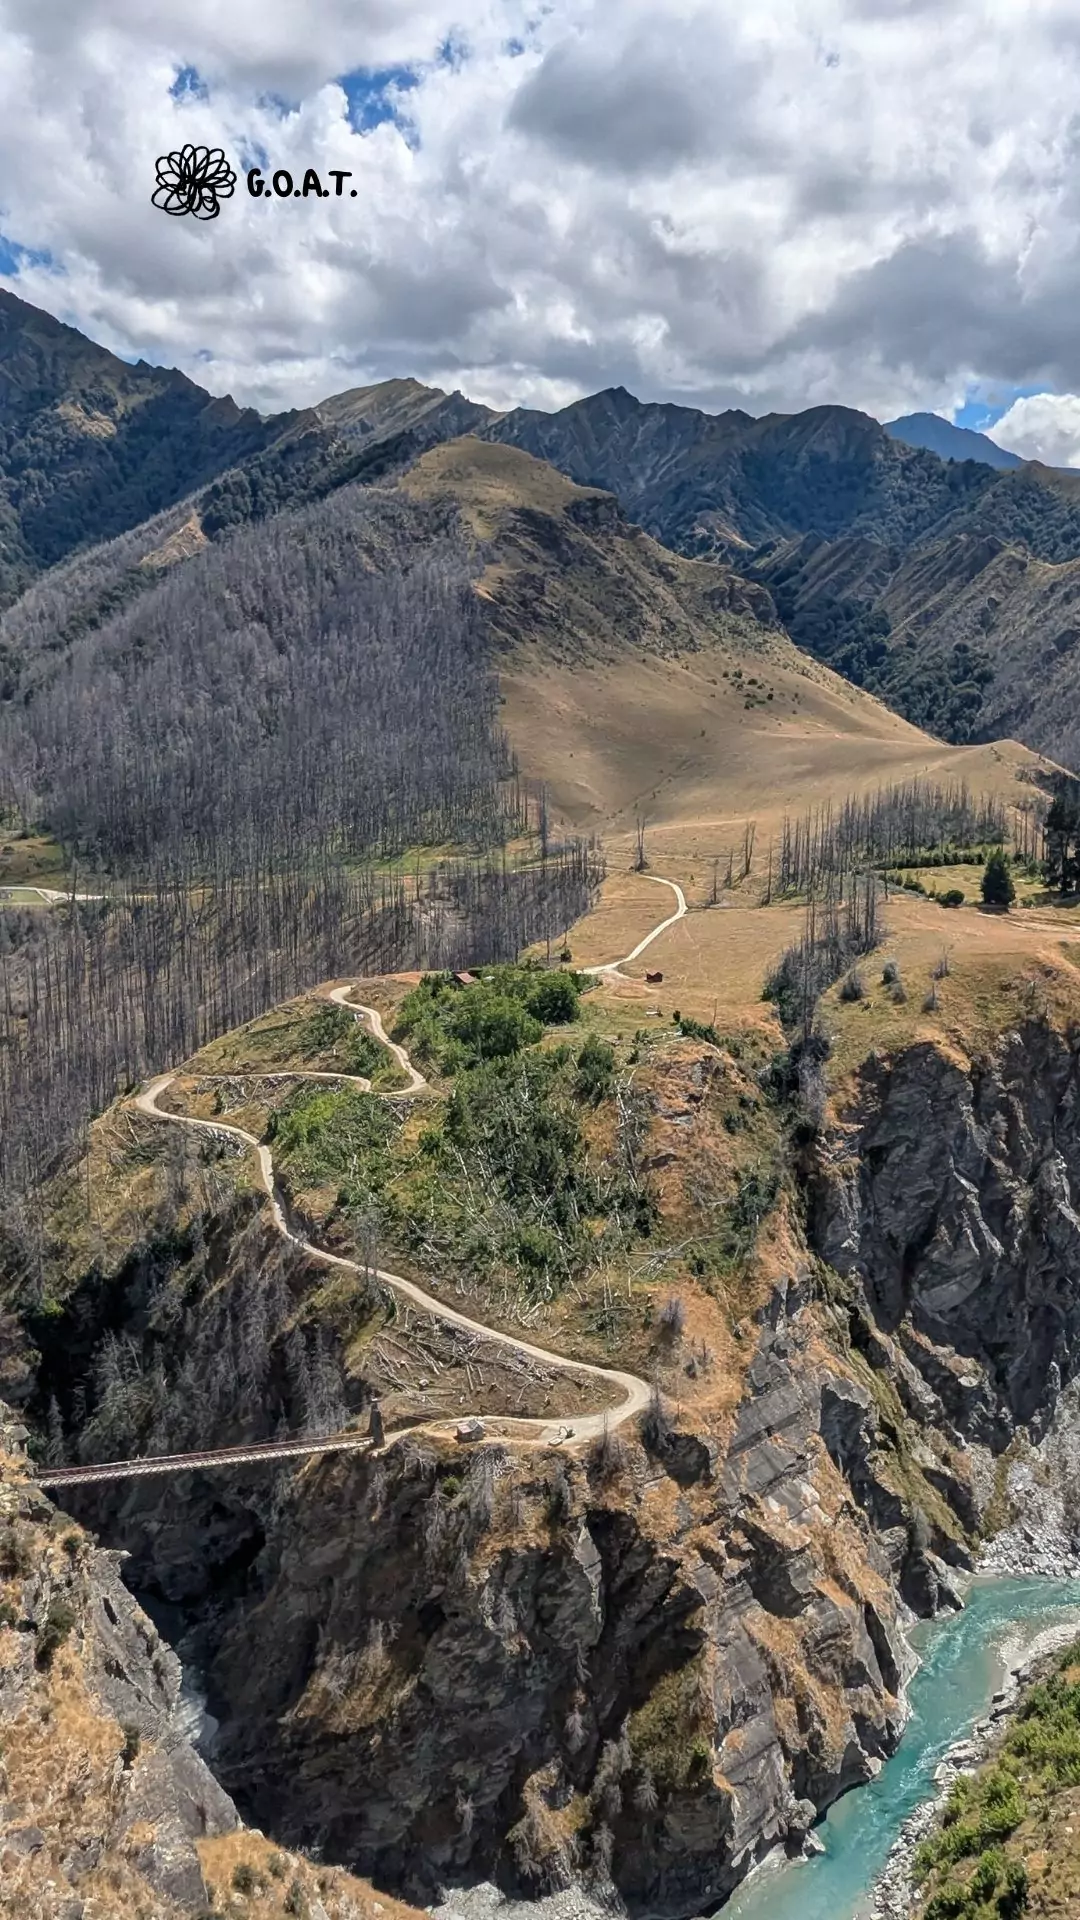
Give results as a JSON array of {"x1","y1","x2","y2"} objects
[
  {"x1": 0, "y1": 1405, "x2": 422, "y2": 1920},
  {"x1": 883, "y1": 412, "x2": 1024, "y2": 471},
  {"x1": 757, "y1": 520, "x2": 1080, "y2": 766},
  {"x1": 0, "y1": 291, "x2": 491, "y2": 609},
  {"x1": 0, "y1": 289, "x2": 283, "y2": 605},
  {"x1": 485, "y1": 390, "x2": 1080, "y2": 770},
  {"x1": 486, "y1": 391, "x2": 999, "y2": 557},
  {"x1": 10, "y1": 881, "x2": 1080, "y2": 1920},
  {"x1": 399, "y1": 438, "x2": 1054, "y2": 845},
  {"x1": 313, "y1": 376, "x2": 492, "y2": 447},
  {"x1": 3, "y1": 282, "x2": 1078, "y2": 776}
]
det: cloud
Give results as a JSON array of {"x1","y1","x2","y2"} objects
[
  {"x1": 987, "y1": 393, "x2": 1080, "y2": 469},
  {"x1": 2, "y1": 0, "x2": 1080, "y2": 429},
  {"x1": 506, "y1": 16, "x2": 769, "y2": 177}
]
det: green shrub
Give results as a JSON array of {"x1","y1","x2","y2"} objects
[
  {"x1": 302, "y1": 1003, "x2": 385, "y2": 1076},
  {"x1": 268, "y1": 1085, "x2": 398, "y2": 1193},
  {"x1": 574, "y1": 1033, "x2": 616, "y2": 1103},
  {"x1": 394, "y1": 965, "x2": 584, "y2": 1069},
  {"x1": 676, "y1": 1013, "x2": 723, "y2": 1045},
  {"x1": 922, "y1": 1887, "x2": 967, "y2": 1920},
  {"x1": 524, "y1": 972, "x2": 581, "y2": 1025},
  {"x1": 939, "y1": 889, "x2": 965, "y2": 908},
  {"x1": 36, "y1": 1597, "x2": 77, "y2": 1669},
  {"x1": 232, "y1": 1861, "x2": 259, "y2": 1894},
  {"x1": 999, "y1": 1857, "x2": 1029, "y2": 1916}
]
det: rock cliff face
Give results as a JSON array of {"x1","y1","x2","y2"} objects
[
  {"x1": 19, "y1": 1013, "x2": 1080, "y2": 1919},
  {"x1": 811, "y1": 1019, "x2": 1080, "y2": 1441},
  {"x1": 0, "y1": 1404, "x2": 240, "y2": 1915},
  {"x1": 186, "y1": 1018, "x2": 1080, "y2": 1914},
  {"x1": 0, "y1": 1407, "x2": 425, "y2": 1920},
  {"x1": 186, "y1": 1272, "x2": 915, "y2": 1918}
]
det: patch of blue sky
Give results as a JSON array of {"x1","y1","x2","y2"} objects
[
  {"x1": 0, "y1": 235, "x2": 56, "y2": 276},
  {"x1": 169, "y1": 65, "x2": 208, "y2": 103},
  {"x1": 258, "y1": 92, "x2": 301, "y2": 120},
  {"x1": 337, "y1": 65, "x2": 419, "y2": 133},
  {"x1": 236, "y1": 137, "x2": 270, "y2": 176},
  {"x1": 436, "y1": 35, "x2": 469, "y2": 70},
  {"x1": 953, "y1": 384, "x2": 1047, "y2": 432}
]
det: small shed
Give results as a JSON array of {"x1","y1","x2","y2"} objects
[{"x1": 451, "y1": 970, "x2": 478, "y2": 988}]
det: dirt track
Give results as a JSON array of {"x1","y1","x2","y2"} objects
[{"x1": 41, "y1": 885, "x2": 687, "y2": 1488}]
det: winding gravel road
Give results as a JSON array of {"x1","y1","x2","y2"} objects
[{"x1": 41, "y1": 877, "x2": 686, "y2": 1487}]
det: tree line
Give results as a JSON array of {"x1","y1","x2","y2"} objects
[
  {"x1": 762, "y1": 778, "x2": 1009, "y2": 898},
  {"x1": 0, "y1": 476, "x2": 606, "y2": 1258}
]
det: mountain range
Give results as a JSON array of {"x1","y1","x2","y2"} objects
[{"x1": 1, "y1": 286, "x2": 1078, "y2": 778}]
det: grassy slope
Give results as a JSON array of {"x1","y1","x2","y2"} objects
[
  {"x1": 399, "y1": 437, "x2": 1059, "y2": 871},
  {"x1": 913, "y1": 1640, "x2": 1080, "y2": 1920}
]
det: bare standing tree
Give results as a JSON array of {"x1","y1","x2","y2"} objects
[{"x1": 742, "y1": 820, "x2": 757, "y2": 878}]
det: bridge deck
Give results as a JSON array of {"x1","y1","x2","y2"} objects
[{"x1": 37, "y1": 1431, "x2": 371, "y2": 1488}]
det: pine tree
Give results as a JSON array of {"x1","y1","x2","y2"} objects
[{"x1": 981, "y1": 847, "x2": 1015, "y2": 909}]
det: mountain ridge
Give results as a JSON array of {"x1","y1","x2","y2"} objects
[{"x1": 2, "y1": 288, "x2": 1080, "y2": 768}]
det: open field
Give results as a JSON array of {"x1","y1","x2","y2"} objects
[
  {"x1": 0, "y1": 830, "x2": 68, "y2": 888},
  {"x1": 561, "y1": 865, "x2": 1080, "y2": 1055}
]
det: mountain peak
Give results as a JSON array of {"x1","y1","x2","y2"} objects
[{"x1": 884, "y1": 411, "x2": 1024, "y2": 471}]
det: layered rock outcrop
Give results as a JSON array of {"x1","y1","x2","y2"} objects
[
  {"x1": 20, "y1": 1013, "x2": 1080, "y2": 1919},
  {"x1": 811, "y1": 1019, "x2": 1080, "y2": 1440},
  {"x1": 0, "y1": 1407, "x2": 422, "y2": 1920},
  {"x1": 199, "y1": 1273, "x2": 916, "y2": 1917}
]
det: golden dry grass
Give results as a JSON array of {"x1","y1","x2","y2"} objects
[
  {"x1": 199, "y1": 1828, "x2": 426, "y2": 1920},
  {"x1": 499, "y1": 642, "x2": 1055, "y2": 861},
  {"x1": 562, "y1": 871, "x2": 1080, "y2": 1053}
]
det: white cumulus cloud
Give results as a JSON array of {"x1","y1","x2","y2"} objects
[
  {"x1": 2, "y1": 0, "x2": 1080, "y2": 424},
  {"x1": 988, "y1": 393, "x2": 1080, "y2": 468}
]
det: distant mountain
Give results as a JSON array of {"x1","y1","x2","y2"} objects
[
  {"x1": 0, "y1": 292, "x2": 503, "y2": 610},
  {"x1": 883, "y1": 412, "x2": 1024, "y2": 471},
  {"x1": 3, "y1": 288, "x2": 1080, "y2": 768},
  {"x1": 0, "y1": 289, "x2": 288, "y2": 606},
  {"x1": 486, "y1": 392, "x2": 1003, "y2": 556}
]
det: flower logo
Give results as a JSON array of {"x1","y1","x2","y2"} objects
[{"x1": 152, "y1": 145, "x2": 236, "y2": 220}]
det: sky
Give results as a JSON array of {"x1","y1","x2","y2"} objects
[{"x1": 3, "y1": 0, "x2": 1080, "y2": 462}]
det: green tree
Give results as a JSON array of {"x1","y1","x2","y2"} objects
[
  {"x1": 981, "y1": 848, "x2": 1015, "y2": 909},
  {"x1": 525, "y1": 972, "x2": 581, "y2": 1025}
]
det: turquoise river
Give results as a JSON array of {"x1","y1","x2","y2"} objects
[{"x1": 723, "y1": 1577, "x2": 1080, "y2": 1920}]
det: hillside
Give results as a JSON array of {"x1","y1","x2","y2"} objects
[
  {"x1": 4, "y1": 285, "x2": 1080, "y2": 775},
  {"x1": 483, "y1": 391, "x2": 1080, "y2": 769},
  {"x1": 399, "y1": 437, "x2": 1057, "y2": 852},
  {"x1": 486, "y1": 389, "x2": 1000, "y2": 556},
  {"x1": 0, "y1": 294, "x2": 490, "y2": 611},
  {"x1": 757, "y1": 518, "x2": 1080, "y2": 766},
  {"x1": 3, "y1": 834, "x2": 1078, "y2": 1917},
  {"x1": 0, "y1": 289, "x2": 284, "y2": 606}
]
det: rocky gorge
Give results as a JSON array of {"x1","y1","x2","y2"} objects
[{"x1": 7, "y1": 1005, "x2": 1080, "y2": 1920}]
